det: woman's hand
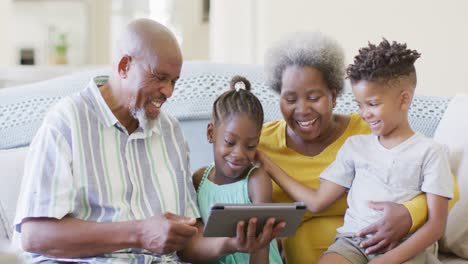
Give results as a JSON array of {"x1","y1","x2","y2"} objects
[
  {"x1": 356, "y1": 201, "x2": 412, "y2": 254},
  {"x1": 253, "y1": 150, "x2": 267, "y2": 167},
  {"x1": 254, "y1": 150, "x2": 276, "y2": 175}
]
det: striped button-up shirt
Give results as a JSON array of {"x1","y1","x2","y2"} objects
[{"x1": 14, "y1": 76, "x2": 200, "y2": 263}]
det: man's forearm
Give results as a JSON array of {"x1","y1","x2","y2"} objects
[
  {"x1": 179, "y1": 221, "x2": 234, "y2": 262},
  {"x1": 21, "y1": 216, "x2": 141, "y2": 258}
]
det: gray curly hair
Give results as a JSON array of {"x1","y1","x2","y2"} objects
[{"x1": 264, "y1": 31, "x2": 345, "y2": 96}]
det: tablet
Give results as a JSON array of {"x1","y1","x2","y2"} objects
[{"x1": 203, "y1": 202, "x2": 306, "y2": 237}]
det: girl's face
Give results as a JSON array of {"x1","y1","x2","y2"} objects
[
  {"x1": 279, "y1": 65, "x2": 336, "y2": 144},
  {"x1": 208, "y1": 113, "x2": 261, "y2": 183}
]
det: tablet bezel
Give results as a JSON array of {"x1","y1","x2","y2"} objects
[{"x1": 203, "y1": 202, "x2": 306, "y2": 237}]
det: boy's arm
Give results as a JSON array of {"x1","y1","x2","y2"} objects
[
  {"x1": 371, "y1": 194, "x2": 448, "y2": 264},
  {"x1": 257, "y1": 151, "x2": 347, "y2": 213},
  {"x1": 403, "y1": 172, "x2": 459, "y2": 233}
]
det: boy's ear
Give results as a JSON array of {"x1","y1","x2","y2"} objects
[
  {"x1": 207, "y1": 122, "x2": 214, "y2": 143},
  {"x1": 118, "y1": 55, "x2": 132, "y2": 78},
  {"x1": 399, "y1": 90, "x2": 412, "y2": 110}
]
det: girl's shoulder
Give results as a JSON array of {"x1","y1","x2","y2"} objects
[
  {"x1": 247, "y1": 166, "x2": 273, "y2": 203},
  {"x1": 193, "y1": 166, "x2": 209, "y2": 191},
  {"x1": 247, "y1": 165, "x2": 267, "y2": 181}
]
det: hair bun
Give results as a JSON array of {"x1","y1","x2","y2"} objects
[{"x1": 229, "y1": 75, "x2": 251, "y2": 92}]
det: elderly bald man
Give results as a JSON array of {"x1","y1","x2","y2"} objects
[{"x1": 13, "y1": 19, "x2": 282, "y2": 263}]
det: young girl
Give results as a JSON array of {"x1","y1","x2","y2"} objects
[{"x1": 193, "y1": 76, "x2": 283, "y2": 264}]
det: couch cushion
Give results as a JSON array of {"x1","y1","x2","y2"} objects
[
  {"x1": 0, "y1": 147, "x2": 28, "y2": 240},
  {"x1": 0, "y1": 68, "x2": 110, "y2": 150},
  {"x1": 164, "y1": 62, "x2": 282, "y2": 122},
  {"x1": 0, "y1": 62, "x2": 449, "y2": 152},
  {"x1": 434, "y1": 94, "x2": 468, "y2": 259}
]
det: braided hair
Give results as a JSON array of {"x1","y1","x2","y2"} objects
[{"x1": 211, "y1": 75, "x2": 264, "y2": 129}]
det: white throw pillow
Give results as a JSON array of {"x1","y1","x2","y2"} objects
[
  {"x1": 434, "y1": 94, "x2": 468, "y2": 259},
  {"x1": 0, "y1": 147, "x2": 28, "y2": 240}
]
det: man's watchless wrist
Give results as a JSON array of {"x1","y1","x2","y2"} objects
[{"x1": 132, "y1": 220, "x2": 145, "y2": 249}]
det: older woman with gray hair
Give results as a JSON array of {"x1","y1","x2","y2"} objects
[{"x1": 258, "y1": 32, "x2": 427, "y2": 263}]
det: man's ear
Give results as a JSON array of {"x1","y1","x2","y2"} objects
[
  {"x1": 400, "y1": 90, "x2": 412, "y2": 111},
  {"x1": 207, "y1": 122, "x2": 214, "y2": 143},
  {"x1": 118, "y1": 55, "x2": 132, "y2": 78}
]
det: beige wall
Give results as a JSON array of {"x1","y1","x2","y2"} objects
[
  {"x1": 175, "y1": 0, "x2": 209, "y2": 60},
  {"x1": 0, "y1": 0, "x2": 111, "y2": 66},
  {"x1": 210, "y1": 0, "x2": 468, "y2": 96},
  {"x1": 210, "y1": 0, "x2": 258, "y2": 64},
  {"x1": 111, "y1": 0, "x2": 209, "y2": 62},
  {"x1": 86, "y1": 0, "x2": 111, "y2": 65},
  {"x1": 0, "y1": 1, "x2": 14, "y2": 66}
]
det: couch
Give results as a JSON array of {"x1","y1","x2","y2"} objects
[{"x1": 0, "y1": 61, "x2": 467, "y2": 263}]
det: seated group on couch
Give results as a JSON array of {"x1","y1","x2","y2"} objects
[{"x1": 4, "y1": 18, "x2": 467, "y2": 264}]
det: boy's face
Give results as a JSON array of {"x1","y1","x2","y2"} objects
[
  {"x1": 207, "y1": 113, "x2": 261, "y2": 183},
  {"x1": 352, "y1": 80, "x2": 410, "y2": 138}
]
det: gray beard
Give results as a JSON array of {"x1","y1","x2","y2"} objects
[{"x1": 131, "y1": 107, "x2": 156, "y2": 132}]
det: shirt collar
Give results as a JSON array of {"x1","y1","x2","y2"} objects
[{"x1": 88, "y1": 76, "x2": 118, "y2": 128}]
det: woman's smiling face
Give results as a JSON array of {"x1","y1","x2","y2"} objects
[{"x1": 280, "y1": 65, "x2": 336, "y2": 144}]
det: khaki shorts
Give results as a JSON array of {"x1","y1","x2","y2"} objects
[{"x1": 324, "y1": 233, "x2": 427, "y2": 264}]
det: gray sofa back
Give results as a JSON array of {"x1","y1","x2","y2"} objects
[{"x1": 0, "y1": 61, "x2": 451, "y2": 170}]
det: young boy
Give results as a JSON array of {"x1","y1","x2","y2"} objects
[{"x1": 258, "y1": 39, "x2": 453, "y2": 264}]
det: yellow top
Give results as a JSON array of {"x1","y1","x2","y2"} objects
[{"x1": 258, "y1": 113, "x2": 449, "y2": 263}]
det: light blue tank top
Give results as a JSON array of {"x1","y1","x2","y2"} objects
[{"x1": 197, "y1": 164, "x2": 283, "y2": 264}]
